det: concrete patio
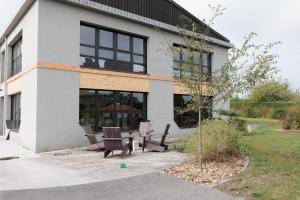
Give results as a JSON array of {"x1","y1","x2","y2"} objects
[{"x1": 0, "y1": 140, "x2": 186, "y2": 191}]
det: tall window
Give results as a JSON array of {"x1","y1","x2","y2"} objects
[
  {"x1": 173, "y1": 46, "x2": 212, "y2": 78},
  {"x1": 80, "y1": 89, "x2": 147, "y2": 131},
  {"x1": 1, "y1": 51, "x2": 4, "y2": 82},
  {"x1": 80, "y1": 24, "x2": 147, "y2": 73},
  {"x1": 10, "y1": 93, "x2": 21, "y2": 130},
  {"x1": 11, "y1": 38, "x2": 22, "y2": 77},
  {"x1": 174, "y1": 94, "x2": 212, "y2": 128}
]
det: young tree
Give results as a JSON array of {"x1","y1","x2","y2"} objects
[{"x1": 169, "y1": 5, "x2": 281, "y2": 168}]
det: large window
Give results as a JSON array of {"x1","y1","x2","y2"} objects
[
  {"x1": 80, "y1": 24, "x2": 147, "y2": 73},
  {"x1": 10, "y1": 93, "x2": 21, "y2": 130},
  {"x1": 11, "y1": 38, "x2": 22, "y2": 77},
  {"x1": 80, "y1": 89, "x2": 147, "y2": 131},
  {"x1": 174, "y1": 94, "x2": 212, "y2": 128},
  {"x1": 173, "y1": 46, "x2": 211, "y2": 78}
]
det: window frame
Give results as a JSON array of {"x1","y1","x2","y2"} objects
[
  {"x1": 79, "y1": 89, "x2": 147, "y2": 131},
  {"x1": 10, "y1": 93, "x2": 21, "y2": 130},
  {"x1": 174, "y1": 94, "x2": 212, "y2": 128},
  {"x1": 172, "y1": 44, "x2": 212, "y2": 78},
  {"x1": 80, "y1": 23, "x2": 148, "y2": 74},
  {"x1": 11, "y1": 38, "x2": 22, "y2": 77}
]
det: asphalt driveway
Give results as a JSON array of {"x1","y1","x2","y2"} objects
[{"x1": 0, "y1": 173, "x2": 243, "y2": 200}]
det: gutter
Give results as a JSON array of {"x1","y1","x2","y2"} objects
[{"x1": 0, "y1": 0, "x2": 36, "y2": 46}]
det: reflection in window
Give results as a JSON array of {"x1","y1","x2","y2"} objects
[
  {"x1": 80, "y1": 24, "x2": 147, "y2": 73},
  {"x1": 172, "y1": 45, "x2": 212, "y2": 78},
  {"x1": 11, "y1": 38, "x2": 22, "y2": 77},
  {"x1": 174, "y1": 94, "x2": 212, "y2": 128},
  {"x1": 79, "y1": 89, "x2": 147, "y2": 131},
  {"x1": 117, "y1": 34, "x2": 130, "y2": 51}
]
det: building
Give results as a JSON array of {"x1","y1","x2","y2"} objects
[{"x1": 0, "y1": 0, "x2": 232, "y2": 153}]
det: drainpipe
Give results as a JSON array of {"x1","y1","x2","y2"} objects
[{"x1": 3, "y1": 36, "x2": 8, "y2": 138}]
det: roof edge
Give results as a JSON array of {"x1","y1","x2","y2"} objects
[{"x1": 0, "y1": 0, "x2": 36, "y2": 46}]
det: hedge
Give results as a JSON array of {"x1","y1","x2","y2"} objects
[{"x1": 230, "y1": 100, "x2": 300, "y2": 119}]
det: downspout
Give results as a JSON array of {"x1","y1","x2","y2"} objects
[{"x1": 3, "y1": 36, "x2": 8, "y2": 139}]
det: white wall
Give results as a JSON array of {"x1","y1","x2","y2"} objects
[{"x1": 35, "y1": 68, "x2": 88, "y2": 152}]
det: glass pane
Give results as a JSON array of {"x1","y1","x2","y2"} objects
[
  {"x1": 116, "y1": 92, "x2": 131, "y2": 111},
  {"x1": 131, "y1": 112, "x2": 144, "y2": 129},
  {"x1": 79, "y1": 111, "x2": 96, "y2": 128},
  {"x1": 99, "y1": 49, "x2": 113, "y2": 59},
  {"x1": 80, "y1": 56, "x2": 97, "y2": 67},
  {"x1": 132, "y1": 93, "x2": 144, "y2": 111},
  {"x1": 99, "y1": 30, "x2": 113, "y2": 48},
  {"x1": 117, "y1": 52, "x2": 130, "y2": 62},
  {"x1": 133, "y1": 55, "x2": 144, "y2": 64},
  {"x1": 173, "y1": 51, "x2": 180, "y2": 61},
  {"x1": 193, "y1": 52, "x2": 200, "y2": 64},
  {"x1": 80, "y1": 90, "x2": 96, "y2": 111},
  {"x1": 173, "y1": 69, "x2": 180, "y2": 77},
  {"x1": 97, "y1": 91, "x2": 114, "y2": 110},
  {"x1": 117, "y1": 113, "x2": 130, "y2": 130},
  {"x1": 133, "y1": 37, "x2": 144, "y2": 54},
  {"x1": 80, "y1": 25, "x2": 95, "y2": 45},
  {"x1": 117, "y1": 34, "x2": 130, "y2": 51},
  {"x1": 182, "y1": 49, "x2": 188, "y2": 62},
  {"x1": 133, "y1": 64, "x2": 145, "y2": 73},
  {"x1": 99, "y1": 112, "x2": 114, "y2": 128},
  {"x1": 80, "y1": 46, "x2": 95, "y2": 56},
  {"x1": 202, "y1": 54, "x2": 209, "y2": 66},
  {"x1": 173, "y1": 61, "x2": 180, "y2": 70}
]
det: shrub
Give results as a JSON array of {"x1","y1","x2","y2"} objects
[
  {"x1": 182, "y1": 120, "x2": 241, "y2": 161},
  {"x1": 282, "y1": 105, "x2": 300, "y2": 129},
  {"x1": 271, "y1": 106, "x2": 285, "y2": 119},
  {"x1": 246, "y1": 107, "x2": 257, "y2": 118}
]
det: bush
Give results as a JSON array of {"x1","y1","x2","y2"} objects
[
  {"x1": 271, "y1": 106, "x2": 285, "y2": 119},
  {"x1": 182, "y1": 120, "x2": 241, "y2": 161},
  {"x1": 282, "y1": 105, "x2": 300, "y2": 129}
]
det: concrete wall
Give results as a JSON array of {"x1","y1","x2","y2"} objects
[
  {"x1": 0, "y1": 97, "x2": 3, "y2": 136},
  {"x1": 35, "y1": 68, "x2": 88, "y2": 152}
]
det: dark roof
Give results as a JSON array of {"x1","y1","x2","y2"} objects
[{"x1": 89, "y1": 0, "x2": 230, "y2": 43}]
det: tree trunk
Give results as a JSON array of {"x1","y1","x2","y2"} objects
[{"x1": 196, "y1": 108, "x2": 203, "y2": 170}]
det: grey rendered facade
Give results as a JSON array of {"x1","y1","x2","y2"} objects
[{"x1": 0, "y1": 0, "x2": 231, "y2": 152}]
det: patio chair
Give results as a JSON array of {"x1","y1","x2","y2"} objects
[
  {"x1": 80, "y1": 124, "x2": 105, "y2": 151},
  {"x1": 102, "y1": 127, "x2": 133, "y2": 158},
  {"x1": 134, "y1": 121, "x2": 154, "y2": 152},
  {"x1": 146, "y1": 124, "x2": 170, "y2": 152}
]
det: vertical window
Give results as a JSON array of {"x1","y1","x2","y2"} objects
[
  {"x1": 1, "y1": 51, "x2": 5, "y2": 82},
  {"x1": 10, "y1": 93, "x2": 21, "y2": 130},
  {"x1": 80, "y1": 89, "x2": 147, "y2": 131},
  {"x1": 80, "y1": 25, "x2": 97, "y2": 67},
  {"x1": 11, "y1": 38, "x2": 22, "y2": 77},
  {"x1": 173, "y1": 45, "x2": 212, "y2": 78},
  {"x1": 80, "y1": 24, "x2": 147, "y2": 73}
]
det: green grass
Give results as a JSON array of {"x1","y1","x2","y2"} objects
[{"x1": 218, "y1": 118, "x2": 300, "y2": 200}]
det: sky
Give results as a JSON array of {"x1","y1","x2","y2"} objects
[{"x1": 0, "y1": 0, "x2": 299, "y2": 89}]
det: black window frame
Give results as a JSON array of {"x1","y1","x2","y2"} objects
[
  {"x1": 10, "y1": 93, "x2": 21, "y2": 130},
  {"x1": 11, "y1": 38, "x2": 22, "y2": 77},
  {"x1": 80, "y1": 23, "x2": 148, "y2": 74},
  {"x1": 79, "y1": 89, "x2": 147, "y2": 132},
  {"x1": 173, "y1": 44, "x2": 212, "y2": 78},
  {"x1": 174, "y1": 94, "x2": 212, "y2": 128}
]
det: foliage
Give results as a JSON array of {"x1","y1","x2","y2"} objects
[
  {"x1": 248, "y1": 79, "x2": 295, "y2": 102},
  {"x1": 218, "y1": 109, "x2": 246, "y2": 131},
  {"x1": 218, "y1": 118, "x2": 300, "y2": 200},
  {"x1": 167, "y1": 4, "x2": 280, "y2": 168},
  {"x1": 282, "y1": 104, "x2": 300, "y2": 130},
  {"x1": 182, "y1": 120, "x2": 241, "y2": 161},
  {"x1": 231, "y1": 99, "x2": 300, "y2": 119}
]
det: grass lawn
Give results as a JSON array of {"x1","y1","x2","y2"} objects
[{"x1": 218, "y1": 118, "x2": 300, "y2": 200}]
